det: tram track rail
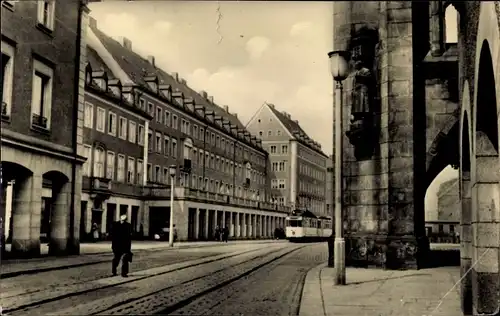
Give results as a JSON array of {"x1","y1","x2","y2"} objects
[
  {"x1": 89, "y1": 244, "x2": 307, "y2": 315},
  {"x1": 2, "y1": 246, "x2": 270, "y2": 315}
]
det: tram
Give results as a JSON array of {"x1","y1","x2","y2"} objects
[{"x1": 285, "y1": 210, "x2": 332, "y2": 242}]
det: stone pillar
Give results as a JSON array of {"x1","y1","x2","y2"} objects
[
  {"x1": 253, "y1": 214, "x2": 257, "y2": 238},
  {"x1": 222, "y1": 210, "x2": 226, "y2": 228},
  {"x1": 194, "y1": 209, "x2": 200, "y2": 240},
  {"x1": 84, "y1": 201, "x2": 92, "y2": 234},
  {"x1": 460, "y1": 171, "x2": 473, "y2": 315},
  {"x1": 116, "y1": 204, "x2": 121, "y2": 221},
  {"x1": 242, "y1": 213, "x2": 246, "y2": 238},
  {"x1": 68, "y1": 168, "x2": 82, "y2": 255},
  {"x1": 127, "y1": 205, "x2": 132, "y2": 223},
  {"x1": 49, "y1": 181, "x2": 72, "y2": 255},
  {"x1": 204, "y1": 210, "x2": 209, "y2": 239},
  {"x1": 1, "y1": 182, "x2": 7, "y2": 254},
  {"x1": 235, "y1": 212, "x2": 240, "y2": 238},
  {"x1": 229, "y1": 211, "x2": 233, "y2": 237},
  {"x1": 471, "y1": 132, "x2": 499, "y2": 315},
  {"x1": 263, "y1": 215, "x2": 268, "y2": 238},
  {"x1": 11, "y1": 172, "x2": 43, "y2": 257},
  {"x1": 101, "y1": 202, "x2": 107, "y2": 234}
]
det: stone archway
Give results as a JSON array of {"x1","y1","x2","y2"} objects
[
  {"x1": 42, "y1": 170, "x2": 71, "y2": 256},
  {"x1": 471, "y1": 40, "x2": 500, "y2": 315},
  {"x1": 0, "y1": 161, "x2": 40, "y2": 258}
]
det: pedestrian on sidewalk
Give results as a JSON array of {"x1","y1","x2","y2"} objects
[
  {"x1": 91, "y1": 222, "x2": 99, "y2": 242},
  {"x1": 111, "y1": 214, "x2": 133, "y2": 277}
]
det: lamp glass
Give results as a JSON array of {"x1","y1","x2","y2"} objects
[
  {"x1": 169, "y1": 165, "x2": 177, "y2": 177},
  {"x1": 328, "y1": 51, "x2": 349, "y2": 82}
]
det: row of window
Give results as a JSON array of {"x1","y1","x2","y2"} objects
[
  {"x1": 297, "y1": 197, "x2": 326, "y2": 214},
  {"x1": 2, "y1": 41, "x2": 56, "y2": 131},
  {"x1": 144, "y1": 97, "x2": 266, "y2": 168},
  {"x1": 269, "y1": 145, "x2": 288, "y2": 155},
  {"x1": 271, "y1": 161, "x2": 288, "y2": 172},
  {"x1": 271, "y1": 196, "x2": 286, "y2": 206},
  {"x1": 299, "y1": 147, "x2": 326, "y2": 168},
  {"x1": 140, "y1": 163, "x2": 263, "y2": 200},
  {"x1": 300, "y1": 163, "x2": 326, "y2": 181},
  {"x1": 84, "y1": 102, "x2": 145, "y2": 145},
  {"x1": 259, "y1": 129, "x2": 284, "y2": 137},
  {"x1": 299, "y1": 181, "x2": 325, "y2": 197},
  {"x1": 82, "y1": 145, "x2": 144, "y2": 185},
  {"x1": 271, "y1": 179, "x2": 286, "y2": 190},
  {"x1": 148, "y1": 130, "x2": 266, "y2": 185}
]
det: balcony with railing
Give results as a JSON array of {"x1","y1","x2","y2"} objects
[{"x1": 142, "y1": 185, "x2": 291, "y2": 213}]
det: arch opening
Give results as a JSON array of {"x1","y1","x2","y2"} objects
[
  {"x1": 471, "y1": 39, "x2": 500, "y2": 315},
  {"x1": 476, "y1": 41, "x2": 499, "y2": 151},
  {"x1": 444, "y1": 4, "x2": 458, "y2": 44}
]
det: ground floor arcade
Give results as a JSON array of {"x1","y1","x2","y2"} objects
[
  {"x1": 0, "y1": 142, "x2": 83, "y2": 258},
  {"x1": 80, "y1": 193, "x2": 287, "y2": 242}
]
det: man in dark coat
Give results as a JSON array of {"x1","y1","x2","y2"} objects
[{"x1": 112, "y1": 214, "x2": 133, "y2": 277}]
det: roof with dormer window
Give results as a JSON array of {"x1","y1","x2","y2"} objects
[{"x1": 89, "y1": 24, "x2": 247, "y2": 132}]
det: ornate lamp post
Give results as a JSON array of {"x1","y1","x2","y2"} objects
[
  {"x1": 168, "y1": 165, "x2": 177, "y2": 247},
  {"x1": 328, "y1": 50, "x2": 349, "y2": 285}
]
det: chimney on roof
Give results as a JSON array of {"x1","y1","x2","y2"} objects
[
  {"x1": 147, "y1": 55, "x2": 155, "y2": 67},
  {"x1": 232, "y1": 113, "x2": 238, "y2": 118},
  {"x1": 89, "y1": 16, "x2": 97, "y2": 29},
  {"x1": 200, "y1": 90, "x2": 208, "y2": 98},
  {"x1": 120, "y1": 37, "x2": 132, "y2": 50},
  {"x1": 223, "y1": 105, "x2": 229, "y2": 112},
  {"x1": 172, "y1": 72, "x2": 179, "y2": 82},
  {"x1": 208, "y1": 96, "x2": 214, "y2": 103}
]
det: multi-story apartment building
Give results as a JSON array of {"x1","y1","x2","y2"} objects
[
  {"x1": 1, "y1": 0, "x2": 89, "y2": 257},
  {"x1": 246, "y1": 103, "x2": 328, "y2": 216},
  {"x1": 80, "y1": 18, "x2": 289, "y2": 241}
]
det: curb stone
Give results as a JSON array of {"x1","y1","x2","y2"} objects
[{"x1": 298, "y1": 261, "x2": 328, "y2": 316}]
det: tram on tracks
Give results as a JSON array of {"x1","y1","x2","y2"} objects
[{"x1": 285, "y1": 209, "x2": 333, "y2": 242}]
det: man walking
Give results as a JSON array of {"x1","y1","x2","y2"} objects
[{"x1": 112, "y1": 214, "x2": 133, "y2": 277}]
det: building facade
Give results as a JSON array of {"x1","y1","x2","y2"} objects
[
  {"x1": 1, "y1": 0, "x2": 89, "y2": 257},
  {"x1": 326, "y1": 155, "x2": 334, "y2": 219},
  {"x1": 246, "y1": 103, "x2": 328, "y2": 217},
  {"x1": 79, "y1": 18, "x2": 289, "y2": 242}
]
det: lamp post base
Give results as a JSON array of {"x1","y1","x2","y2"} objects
[{"x1": 333, "y1": 237, "x2": 346, "y2": 285}]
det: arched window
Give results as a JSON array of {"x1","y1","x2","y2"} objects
[
  {"x1": 444, "y1": 5, "x2": 458, "y2": 44},
  {"x1": 94, "y1": 147, "x2": 105, "y2": 178}
]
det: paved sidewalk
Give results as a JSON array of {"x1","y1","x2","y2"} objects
[
  {"x1": 1, "y1": 239, "x2": 283, "y2": 277},
  {"x1": 299, "y1": 263, "x2": 462, "y2": 316}
]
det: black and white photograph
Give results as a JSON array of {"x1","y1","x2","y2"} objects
[{"x1": 1, "y1": 1, "x2": 499, "y2": 315}]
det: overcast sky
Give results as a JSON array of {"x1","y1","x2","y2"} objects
[
  {"x1": 89, "y1": 1, "x2": 334, "y2": 154},
  {"x1": 88, "y1": 1, "x2": 459, "y2": 215}
]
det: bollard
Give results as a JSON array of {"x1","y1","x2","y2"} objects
[{"x1": 327, "y1": 237, "x2": 334, "y2": 267}]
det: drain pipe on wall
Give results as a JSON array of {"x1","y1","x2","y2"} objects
[{"x1": 68, "y1": 0, "x2": 86, "y2": 255}]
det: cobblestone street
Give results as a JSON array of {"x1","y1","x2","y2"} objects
[{"x1": 1, "y1": 241, "x2": 321, "y2": 316}]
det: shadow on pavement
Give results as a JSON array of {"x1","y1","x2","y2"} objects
[{"x1": 420, "y1": 249, "x2": 460, "y2": 269}]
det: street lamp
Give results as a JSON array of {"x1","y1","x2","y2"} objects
[
  {"x1": 328, "y1": 50, "x2": 349, "y2": 285},
  {"x1": 168, "y1": 165, "x2": 177, "y2": 247}
]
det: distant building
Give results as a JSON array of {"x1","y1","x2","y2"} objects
[
  {"x1": 246, "y1": 103, "x2": 328, "y2": 217},
  {"x1": 437, "y1": 178, "x2": 460, "y2": 222},
  {"x1": 425, "y1": 178, "x2": 459, "y2": 243},
  {"x1": 326, "y1": 155, "x2": 334, "y2": 218}
]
